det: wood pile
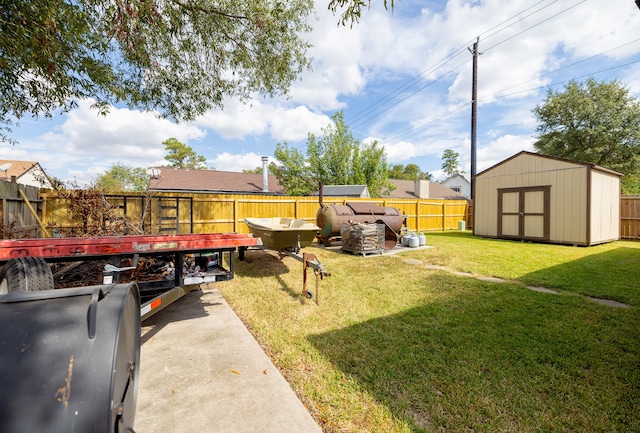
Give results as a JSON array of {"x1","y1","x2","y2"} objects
[
  {"x1": 340, "y1": 221, "x2": 384, "y2": 255},
  {"x1": 51, "y1": 256, "x2": 176, "y2": 289}
]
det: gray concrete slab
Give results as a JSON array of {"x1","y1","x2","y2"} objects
[{"x1": 135, "y1": 287, "x2": 323, "y2": 433}]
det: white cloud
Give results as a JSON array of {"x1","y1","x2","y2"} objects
[
  {"x1": 381, "y1": 140, "x2": 421, "y2": 163},
  {"x1": 268, "y1": 106, "x2": 331, "y2": 141},
  {"x1": 34, "y1": 100, "x2": 204, "y2": 183},
  {"x1": 58, "y1": 99, "x2": 204, "y2": 158},
  {"x1": 196, "y1": 100, "x2": 269, "y2": 140},
  {"x1": 475, "y1": 134, "x2": 535, "y2": 173},
  {"x1": 209, "y1": 152, "x2": 266, "y2": 173},
  {"x1": 197, "y1": 100, "x2": 331, "y2": 142}
]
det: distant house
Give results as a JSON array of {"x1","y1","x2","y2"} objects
[
  {"x1": 148, "y1": 167, "x2": 284, "y2": 194},
  {"x1": 320, "y1": 185, "x2": 370, "y2": 198},
  {"x1": 441, "y1": 174, "x2": 471, "y2": 198},
  {"x1": 0, "y1": 159, "x2": 53, "y2": 189},
  {"x1": 383, "y1": 179, "x2": 466, "y2": 200}
]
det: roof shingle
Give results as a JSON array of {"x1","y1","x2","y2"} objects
[{"x1": 148, "y1": 167, "x2": 284, "y2": 194}]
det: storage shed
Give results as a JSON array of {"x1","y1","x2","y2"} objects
[{"x1": 473, "y1": 151, "x2": 621, "y2": 246}]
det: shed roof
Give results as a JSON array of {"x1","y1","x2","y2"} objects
[
  {"x1": 383, "y1": 179, "x2": 466, "y2": 200},
  {"x1": 148, "y1": 167, "x2": 284, "y2": 194},
  {"x1": 321, "y1": 185, "x2": 370, "y2": 197},
  {"x1": 475, "y1": 151, "x2": 623, "y2": 178}
]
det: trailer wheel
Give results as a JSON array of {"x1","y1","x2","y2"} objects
[{"x1": 0, "y1": 257, "x2": 54, "y2": 294}]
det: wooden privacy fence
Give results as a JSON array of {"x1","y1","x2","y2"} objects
[
  {"x1": 10, "y1": 189, "x2": 640, "y2": 241},
  {"x1": 621, "y1": 197, "x2": 640, "y2": 241},
  {"x1": 39, "y1": 191, "x2": 470, "y2": 236},
  {"x1": 0, "y1": 180, "x2": 43, "y2": 238}
]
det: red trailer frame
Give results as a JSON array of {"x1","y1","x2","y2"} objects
[{"x1": 0, "y1": 233, "x2": 262, "y2": 320}]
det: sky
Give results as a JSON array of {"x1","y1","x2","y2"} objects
[{"x1": 4, "y1": 0, "x2": 640, "y2": 185}]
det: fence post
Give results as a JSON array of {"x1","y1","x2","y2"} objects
[
  {"x1": 233, "y1": 198, "x2": 239, "y2": 233},
  {"x1": 442, "y1": 202, "x2": 446, "y2": 231}
]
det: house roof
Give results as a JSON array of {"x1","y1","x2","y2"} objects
[
  {"x1": 148, "y1": 167, "x2": 285, "y2": 194},
  {"x1": 0, "y1": 159, "x2": 52, "y2": 187},
  {"x1": 0, "y1": 159, "x2": 38, "y2": 180},
  {"x1": 383, "y1": 179, "x2": 466, "y2": 200},
  {"x1": 442, "y1": 173, "x2": 470, "y2": 184},
  {"x1": 475, "y1": 151, "x2": 623, "y2": 178}
]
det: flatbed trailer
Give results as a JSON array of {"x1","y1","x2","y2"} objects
[
  {"x1": 0, "y1": 232, "x2": 261, "y2": 433},
  {"x1": 0, "y1": 232, "x2": 262, "y2": 320}
]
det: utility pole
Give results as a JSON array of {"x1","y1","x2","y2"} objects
[{"x1": 468, "y1": 37, "x2": 480, "y2": 199}]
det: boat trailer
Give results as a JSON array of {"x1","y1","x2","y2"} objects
[
  {"x1": 238, "y1": 241, "x2": 331, "y2": 304},
  {"x1": 283, "y1": 249, "x2": 330, "y2": 303}
]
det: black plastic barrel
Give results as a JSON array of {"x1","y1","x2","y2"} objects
[{"x1": 0, "y1": 283, "x2": 141, "y2": 433}]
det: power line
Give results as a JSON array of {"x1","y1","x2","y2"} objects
[
  {"x1": 378, "y1": 52, "x2": 640, "y2": 147},
  {"x1": 369, "y1": 2, "x2": 640, "y2": 148},
  {"x1": 484, "y1": 38, "x2": 640, "y2": 101},
  {"x1": 380, "y1": 102, "x2": 471, "y2": 143},
  {"x1": 479, "y1": 0, "x2": 561, "y2": 43},
  {"x1": 346, "y1": 45, "x2": 470, "y2": 127},
  {"x1": 483, "y1": 0, "x2": 587, "y2": 52},
  {"x1": 480, "y1": 58, "x2": 640, "y2": 104},
  {"x1": 349, "y1": 55, "x2": 471, "y2": 130},
  {"x1": 346, "y1": 0, "x2": 584, "y2": 130}
]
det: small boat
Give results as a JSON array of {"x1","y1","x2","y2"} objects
[{"x1": 244, "y1": 217, "x2": 320, "y2": 252}]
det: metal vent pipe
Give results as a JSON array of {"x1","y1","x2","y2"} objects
[{"x1": 261, "y1": 156, "x2": 269, "y2": 192}]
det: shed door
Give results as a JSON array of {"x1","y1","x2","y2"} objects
[{"x1": 498, "y1": 186, "x2": 550, "y2": 241}]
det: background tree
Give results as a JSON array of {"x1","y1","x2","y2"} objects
[
  {"x1": 306, "y1": 112, "x2": 392, "y2": 197},
  {"x1": 0, "y1": 0, "x2": 313, "y2": 143},
  {"x1": 441, "y1": 149, "x2": 464, "y2": 178},
  {"x1": 388, "y1": 163, "x2": 432, "y2": 180},
  {"x1": 95, "y1": 162, "x2": 149, "y2": 192},
  {"x1": 273, "y1": 112, "x2": 393, "y2": 196},
  {"x1": 163, "y1": 138, "x2": 207, "y2": 169},
  {"x1": 350, "y1": 140, "x2": 392, "y2": 197},
  {"x1": 272, "y1": 143, "x2": 317, "y2": 196},
  {"x1": 533, "y1": 78, "x2": 640, "y2": 194}
]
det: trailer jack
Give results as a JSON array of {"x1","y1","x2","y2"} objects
[{"x1": 280, "y1": 250, "x2": 330, "y2": 304}]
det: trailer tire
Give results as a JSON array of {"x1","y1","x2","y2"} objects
[{"x1": 0, "y1": 257, "x2": 54, "y2": 294}]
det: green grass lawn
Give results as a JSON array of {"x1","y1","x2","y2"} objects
[{"x1": 216, "y1": 232, "x2": 640, "y2": 432}]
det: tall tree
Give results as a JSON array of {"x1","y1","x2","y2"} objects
[
  {"x1": 274, "y1": 112, "x2": 393, "y2": 196},
  {"x1": 441, "y1": 149, "x2": 463, "y2": 178},
  {"x1": 533, "y1": 78, "x2": 640, "y2": 194},
  {"x1": 163, "y1": 138, "x2": 207, "y2": 169},
  {"x1": 95, "y1": 162, "x2": 149, "y2": 191},
  {"x1": 0, "y1": 0, "x2": 313, "y2": 143}
]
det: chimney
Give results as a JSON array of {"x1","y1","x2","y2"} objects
[
  {"x1": 414, "y1": 180, "x2": 430, "y2": 199},
  {"x1": 261, "y1": 156, "x2": 269, "y2": 192}
]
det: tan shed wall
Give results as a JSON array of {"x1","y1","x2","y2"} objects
[
  {"x1": 474, "y1": 153, "x2": 589, "y2": 244},
  {"x1": 589, "y1": 170, "x2": 620, "y2": 244}
]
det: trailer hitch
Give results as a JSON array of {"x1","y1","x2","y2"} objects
[
  {"x1": 279, "y1": 250, "x2": 330, "y2": 304},
  {"x1": 302, "y1": 252, "x2": 330, "y2": 304}
]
